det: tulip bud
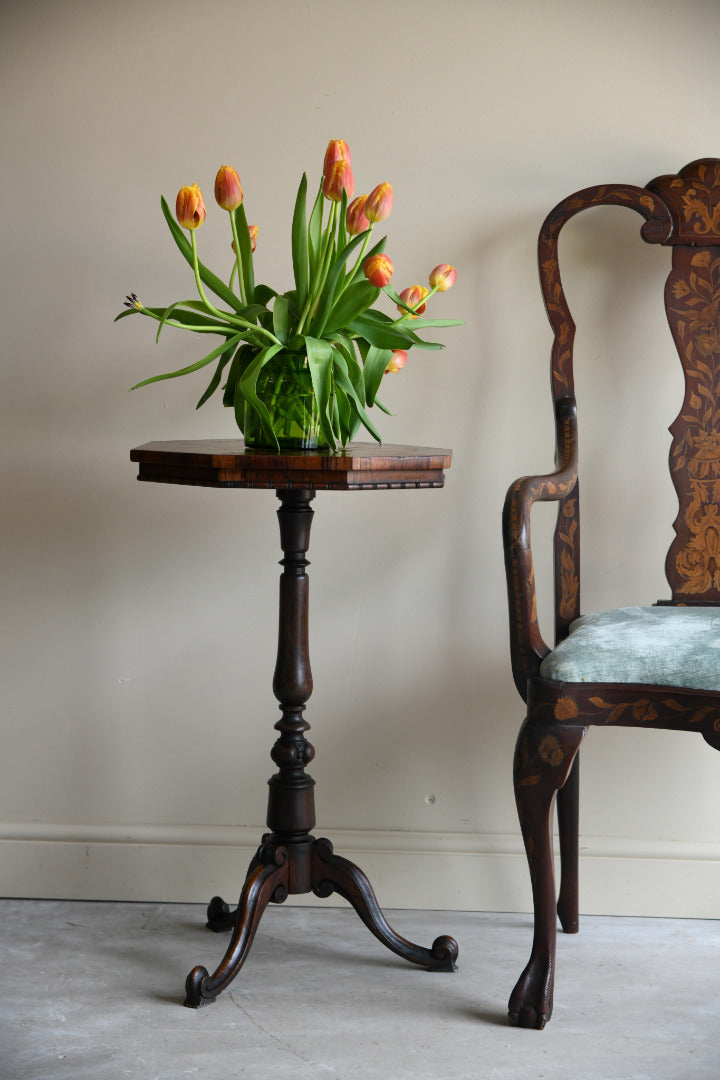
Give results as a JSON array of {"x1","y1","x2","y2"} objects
[
  {"x1": 429, "y1": 263, "x2": 456, "y2": 292},
  {"x1": 231, "y1": 224, "x2": 258, "y2": 255},
  {"x1": 214, "y1": 165, "x2": 243, "y2": 211},
  {"x1": 176, "y1": 184, "x2": 206, "y2": 230},
  {"x1": 346, "y1": 195, "x2": 370, "y2": 235},
  {"x1": 364, "y1": 253, "x2": 394, "y2": 288},
  {"x1": 322, "y1": 159, "x2": 354, "y2": 202},
  {"x1": 364, "y1": 182, "x2": 393, "y2": 223},
  {"x1": 385, "y1": 350, "x2": 407, "y2": 374},
  {"x1": 323, "y1": 139, "x2": 351, "y2": 175},
  {"x1": 397, "y1": 285, "x2": 428, "y2": 317}
]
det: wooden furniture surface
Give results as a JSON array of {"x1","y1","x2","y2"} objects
[
  {"x1": 131, "y1": 440, "x2": 451, "y2": 490},
  {"x1": 130, "y1": 441, "x2": 457, "y2": 1007},
  {"x1": 503, "y1": 158, "x2": 720, "y2": 1029}
]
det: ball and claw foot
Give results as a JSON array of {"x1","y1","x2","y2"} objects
[{"x1": 507, "y1": 956, "x2": 553, "y2": 1030}]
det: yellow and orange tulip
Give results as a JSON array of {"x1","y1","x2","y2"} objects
[
  {"x1": 175, "y1": 184, "x2": 206, "y2": 230},
  {"x1": 397, "y1": 285, "x2": 428, "y2": 317},
  {"x1": 365, "y1": 182, "x2": 393, "y2": 223},
  {"x1": 364, "y1": 253, "x2": 394, "y2": 287},
  {"x1": 385, "y1": 350, "x2": 407, "y2": 373},
  {"x1": 322, "y1": 159, "x2": 354, "y2": 202},
  {"x1": 231, "y1": 224, "x2": 258, "y2": 255},
  {"x1": 429, "y1": 264, "x2": 456, "y2": 292},
  {"x1": 323, "y1": 139, "x2": 351, "y2": 175},
  {"x1": 346, "y1": 195, "x2": 370, "y2": 235}
]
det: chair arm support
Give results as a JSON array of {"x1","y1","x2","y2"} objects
[{"x1": 503, "y1": 398, "x2": 578, "y2": 699}]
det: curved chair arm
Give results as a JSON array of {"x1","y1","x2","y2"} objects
[
  {"x1": 503, "y1": 397, "x2": 578, "y2": 700},
  {"x1": 503, "y1": 183, "x2": 671, "y2": 702}
]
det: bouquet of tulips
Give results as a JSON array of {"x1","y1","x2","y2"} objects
[{"x1": 118, "y1": 139, "x2": 459, "y2": 450}]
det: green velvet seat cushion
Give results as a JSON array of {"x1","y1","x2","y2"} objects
[{"x1": 539, "y1": 605, "x2": 720, "y2": 691}]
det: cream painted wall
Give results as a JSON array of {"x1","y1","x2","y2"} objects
[{"x1": 3, "y1": 0, "x2": 720, "y2": 917}]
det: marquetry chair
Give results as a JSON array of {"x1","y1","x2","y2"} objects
[{"x1": 503, "y1": 158, "x2": 720, "y2": 1029}]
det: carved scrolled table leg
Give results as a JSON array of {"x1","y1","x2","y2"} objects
[
  {"x1": 312, "y1": 837, "x2": 458, "y2": 971},
  {"x1": 204, "y1": 843, "x2": 268, "y2": 932},
  {"x1": 184, "y1": 844, "x2": 289, "y2": 1007}
]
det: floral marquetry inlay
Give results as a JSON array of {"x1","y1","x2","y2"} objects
[
  {"x1": 648, "y1": 159, "x2": 720, "y2": 244},
  {"x1": 665, "y1": 245, "x2": 720, "y2": 600}
]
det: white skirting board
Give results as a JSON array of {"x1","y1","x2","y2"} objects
[{"x1": 1, "y1": 824, "x2": 720, "y2": 918}]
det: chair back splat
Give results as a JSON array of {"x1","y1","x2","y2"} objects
[{"x1": 502, "y1": 160, "x2": 720, "y2": 1030}]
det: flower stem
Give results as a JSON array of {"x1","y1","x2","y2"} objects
[
  {"x1": 345, "y1": 228, "x2": 373, "y2": 284},
  {"x1": 391, "y1": 283, "x2": 439, "y2": 324},
  {"x1": 131, "y1": 303, "x2": 243, "y2": 337},
  {"x1": 190, "y1": 231, "x2": 280, "y2": 346},
  {"x1": 228, "y1": 211, "x2": 247, "y2": 305},
  {"x1": 297, "y1": 201, "x2": 338, "y2": 334},
  {"x1": 191, "y1": 231, "x2": 226, "y2": 320}
]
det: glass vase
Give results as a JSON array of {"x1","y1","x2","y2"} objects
[{"x1": 243, "y1": 353, "x2": 326, "y2": 450}]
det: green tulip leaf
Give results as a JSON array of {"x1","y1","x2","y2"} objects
[
  {"x1": 324, "y1": 283, "x2": 380, "y2": 336},
  {"x1": 382, "y1": 284, "x2": 404, "y2": 306},
  {"x1": 253, "y1": 284, "x2": 278, "y2": 307},
  {"x1": 405, "y1": 337, "x2": 444, "y2": 350},
  {"x1": 272, "y1": 295, "x2": 291, "y2": 345},
  {"x1": 291, "y1": 172, "x2": 309, "y2": 307},
  {"x1": 130, "y1": 332, "x2": 242, "y2": 390},
  {"x1": 362, "y1": 345, "x2": 393, "y2": 407},
  {"x1": 304, "y1": 335, "x2": 338, "y2": 449},
  {"x1": 160, "y1": 196, "x2": 245, "y2": 314},
  {"x1": 331, "y1": 334, "x2": 365, "y2": 404},
  {"x1": 334, "y1": 388, "x2": 358, "y2": 443},
  {"x1": 333, "y1": 351, "x2": 382, "y2": 443},
  {"x1": 222, "y1": 343, "x2": 255, "y2": 407},
  {"x1": 116, "y1": 303, "x2": 230, "y2": 334},
  {"x1": 310, "y1": 232, "x2": 369, "y2": 337},
  {"x1": 154, "y1": 299, "x2": 232, "y2": 342},
  {"x1": 236, "y1": 343, "x2": 284, "y2": 447},
  {"x1": 196, "y1": 341, "x2": 240, "y2": 409},
  {"x1": 337, "y1": 188, "x2": 348, "y2": 257},
  {"x1": 232, "y1": 202, "x2": 255, "y2": 304},
  {"x1": 307, "y1": 181, "x2": 324, "y2": 280},
  {"x1": 401, "y1": 318, "x2": 463, "y2": 329},
  {"x1": 349, "y1": 313, "x2": 418, "y2": 351}
]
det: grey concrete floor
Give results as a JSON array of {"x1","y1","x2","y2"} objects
[{"x1": 1, "y1": 900, "x2": 718, "y2": 1080}]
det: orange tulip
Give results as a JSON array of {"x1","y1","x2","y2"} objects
[
  {"x1": 214, "y1": 165, "x2": 243, "y2": 211},
  {"x1": 231, "y1": 224, "x2": 258, "y2": 255},
  {"x1": 364, "y1": 253, "x2": 394, "y2": 287},
  {"x1": 323, "y1": 138, "x2": 351, "y2": 175},
  {"x1": 364, "y1": 182, "x2": 393, "y2": 223},
  {"x1": 385, "y1": 350, "x2": 407, "y2": 374},
  {"x1": 322, "y1": 158, "x2": 354, "y2": 202},
  {"x1": 429, "y1": 263, "x2": 456, "y2": 291},
  {"x1": 346, "y1": 195, "x2": 370, "y2": 235},
  {"x1": 176, "y1": 184, "x2": 206, "y2": 230},
  {"x1": 397, "y1": 285, "x2": 428, "y2": 317}
]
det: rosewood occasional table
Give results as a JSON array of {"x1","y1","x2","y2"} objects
[{"x1": 130, "y1": 440, "x2": 458, "y2": 1007}]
